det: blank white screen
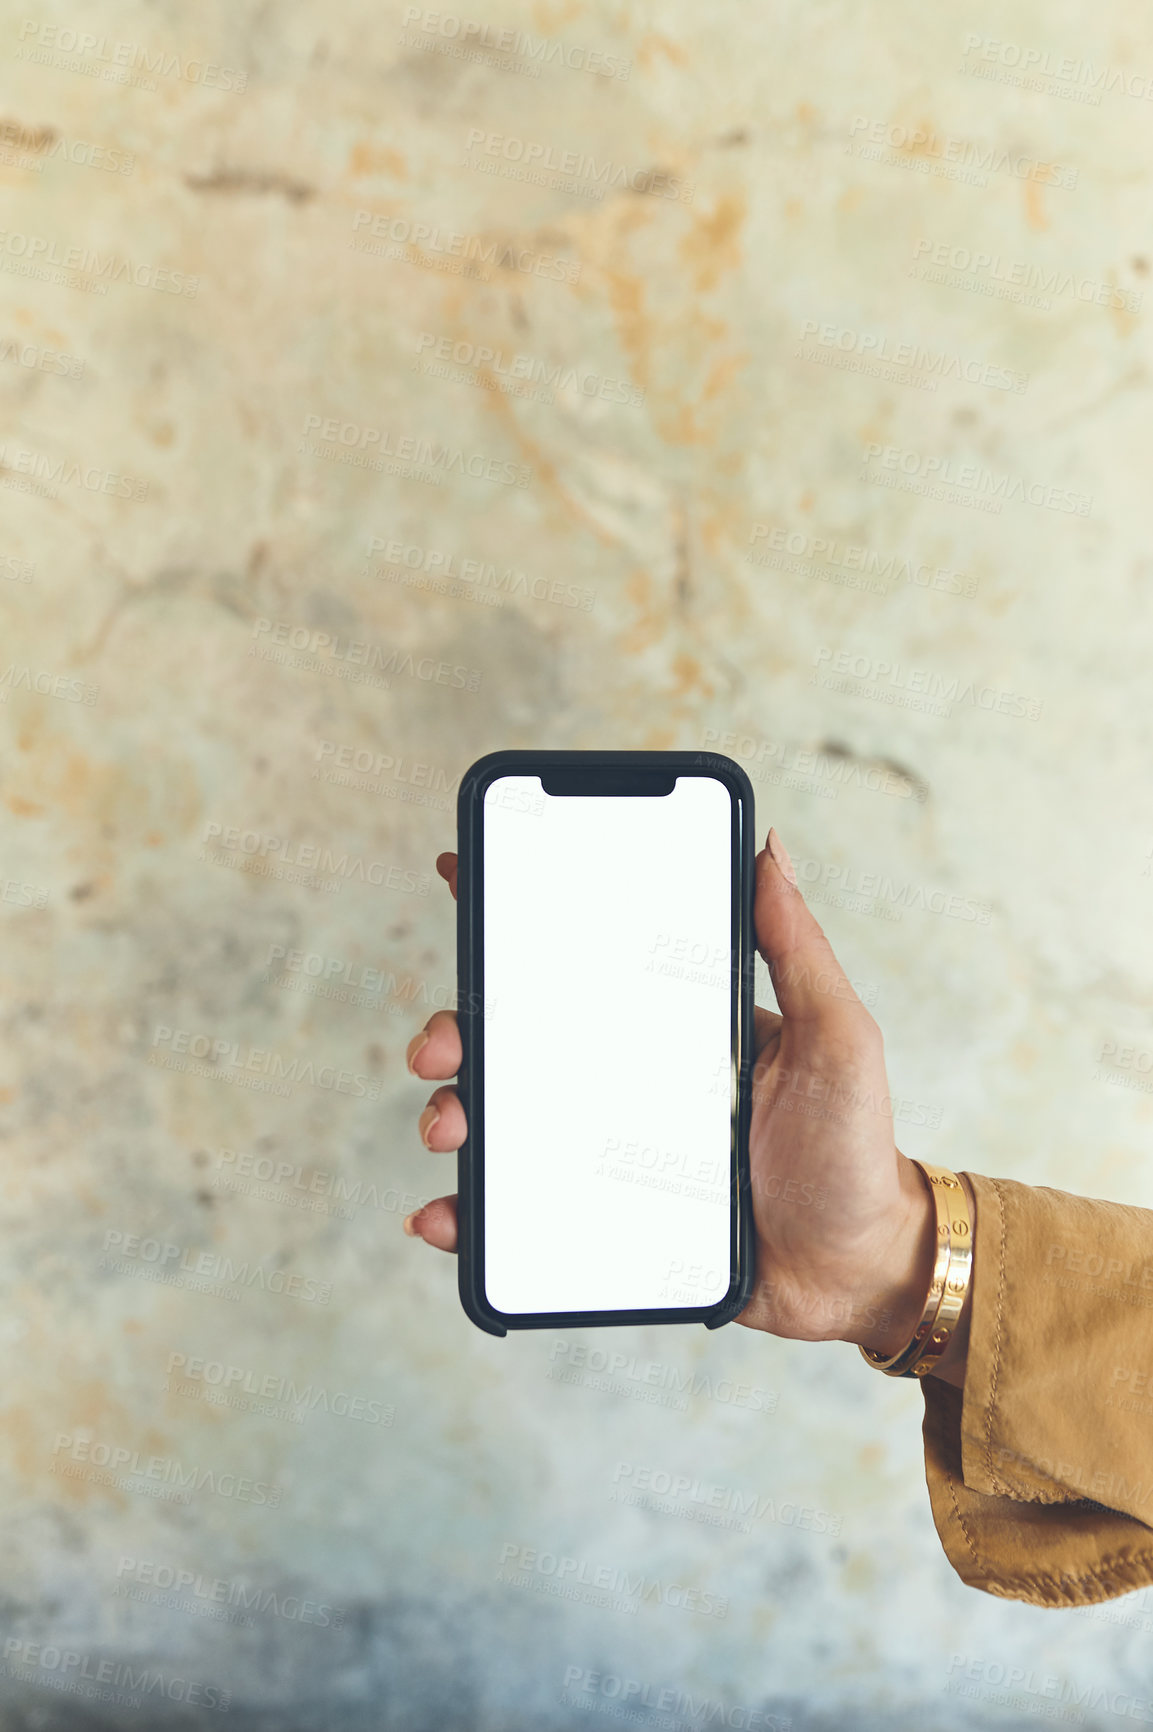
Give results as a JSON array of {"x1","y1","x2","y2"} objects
[{"x1": 481, "y1": 774, "x2": 734, "y2": 1315}]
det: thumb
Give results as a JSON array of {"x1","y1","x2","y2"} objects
[{"x1": 754, "y1": 829, "x2": 863, "y2": 1023}]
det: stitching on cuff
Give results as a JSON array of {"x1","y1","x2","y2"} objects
[
  {"x1": 987, "y1": 1473, "x2": 1101, "y2": 1507},
  {"x1": 944, "y1": 1449, "x2": 985, "y2": 1577},
  {"x1": 982, "y1": 1176, "x2": 1008, "y2": 1495},
  {"x1": 982, "y1": 1547, "x2": 1153, "y2": 1605},
  {"x1": 942, "y1": 1423, "x2": 1153, "y2": 1598}
]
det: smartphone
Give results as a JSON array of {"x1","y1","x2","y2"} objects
[{"x1": 455, "y1": 749, "x2": 755, "y2": 1335}]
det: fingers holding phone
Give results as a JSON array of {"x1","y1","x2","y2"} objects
[{"x1": 404, "y1": 1005, "x2": 462, "y2": 1250}]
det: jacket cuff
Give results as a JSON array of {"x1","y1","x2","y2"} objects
[{"x1": 920, "y1": 1171, "x2": 1153, "y2": 1606}]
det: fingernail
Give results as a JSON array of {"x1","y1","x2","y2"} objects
[
  {"x1": 418, "y1": 1104, "x2": 440, "y2": 1147},
  {"x1": 403, "y1": 1209, "x2": 424, "y2": 1237},
  {"x1": 406, "y1": 1029, "x2": 430, "y2": 1073},
  {"x1": 767, "y1": 827, "x2": 798, "y2": 887}
]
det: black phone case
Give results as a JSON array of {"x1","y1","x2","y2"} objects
[{"x1": 456, "y1": 748, "x2": 757, "y2": 1336}]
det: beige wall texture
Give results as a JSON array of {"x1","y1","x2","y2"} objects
[{"x1": 1, "y1": 0, "x2": 1152, "y2": 1725}]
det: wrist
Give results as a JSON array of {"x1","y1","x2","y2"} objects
[{"x1": 843, "y1": 1154, "x2": 937, "y2": 1356}]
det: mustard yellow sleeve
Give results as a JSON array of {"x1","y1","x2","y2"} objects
[{"x1": 919, "y1": 1171, "x2": 1153, "y2": 1607}]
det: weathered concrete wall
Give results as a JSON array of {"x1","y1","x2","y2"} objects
[{"x1": 1, "y1": 0, "x2": 1151, "y2": 1725}]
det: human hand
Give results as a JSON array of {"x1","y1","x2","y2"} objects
[{"x1": 403, "y1": 831, "x2": 971, "y2": 1385}]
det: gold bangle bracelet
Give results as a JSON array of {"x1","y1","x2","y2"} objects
[
  {"x1": 859, "y1": 1162, "x2": 973, "y2": 1380},
  {"x1": 902, "y1": 1167, "x2": 972, "y2": 1378}
]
